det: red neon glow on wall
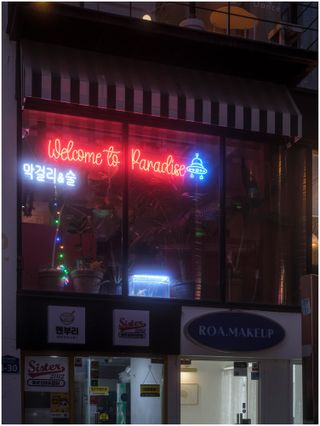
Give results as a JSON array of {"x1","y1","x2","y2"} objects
[{"x1": 46, "y1": 138, "x2": 186, "y2": 178}]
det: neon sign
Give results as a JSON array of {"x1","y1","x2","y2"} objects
[
  {"x1": 131, "y1": 148, "x2": 185, "y2": 177},
  {"x1": 186, "y1": 153, "x2": 207, "y2": 180},
  {"x1": 45, "y1": 138, "x2": 208, "y2": 181},
  {"x1": 48, "y1": 138, "x2": 120, "y2": 168},
  {"x1": 23, "y1": 162, "x2": 77, "y2": 187}
]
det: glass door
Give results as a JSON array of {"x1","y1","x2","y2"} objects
[
  {"x1": 292, "y1": 362, "x2": 303, "y2": 423},
  {"x1": 74, "y1": 356, "x2": 164, "y2": 424},
  {"x1": 180, "y1": 359, "x2": 259, "y2": 424}
]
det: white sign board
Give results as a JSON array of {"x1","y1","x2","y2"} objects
[
  {"x1": 181, "y1": 306, "x2": 302, "y2": 359},
  {"x1": 113, "y1": 309, "x2": 149, "y2": 346},
  {"x1": 48, "y1": 306, "x2": 85, "y2": 344},
  {"x1": 25, "y1": 356, "x2": 68, "y2": 392}
]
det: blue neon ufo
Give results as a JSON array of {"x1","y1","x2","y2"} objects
[{"x1": 186, "y1": 153, "x2": 208, "y2": 180}]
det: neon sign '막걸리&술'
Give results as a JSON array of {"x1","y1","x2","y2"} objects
[{"x1": 23, "y1": 162, "x2": 77, "y2": 187}]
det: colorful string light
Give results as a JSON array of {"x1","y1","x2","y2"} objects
[{"x1": 51, "y1": 199, "x2": 70, "y2": 287}]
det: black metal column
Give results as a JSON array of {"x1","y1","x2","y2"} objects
[
  {"x1": 122, "y1": 122, "x2": 129, "y2": 296},
  {"x1": 219, "y1": 136, "x2": 226, "y2": 303}
]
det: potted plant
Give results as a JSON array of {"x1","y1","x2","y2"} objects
[
  {"x1": 62, "y1": 204, "x2": 105, "y2": 293},
  {"x1": 70, "y1": 259, "x2": 104, "y2": 294}
]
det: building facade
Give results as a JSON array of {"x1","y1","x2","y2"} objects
[{"x1": 2, "y1": 2, "x2": 318, "y2": 424}]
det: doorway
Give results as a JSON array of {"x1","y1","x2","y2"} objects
[
  {"x1": 23, "y1": 354, "x2": 164, "y2": 424},
  {"x1": 74, "y1": 356, "x2": 164, "y2": 424},
  {"x1": 180, "y1": 360, "x2": 259, "y2": 424}
]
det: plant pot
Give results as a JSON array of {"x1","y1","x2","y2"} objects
[
  {"x1": 38, "y1": 269, "x2": 65, "y2": 292},
  {"x1": 71, "y1": 269, "x2": 104, "y2": 293}
]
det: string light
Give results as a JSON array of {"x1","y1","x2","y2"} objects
[{"x1": 51, "y1": 197, "x2": 69, "y2": 287}]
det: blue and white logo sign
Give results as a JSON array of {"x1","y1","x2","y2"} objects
[{"x1": 185, "y1": 311, "x2": 285, "y2": 351}]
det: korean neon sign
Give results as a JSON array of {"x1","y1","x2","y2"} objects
[
  {"x1": 47, "y1": 138, "x2": 207, "y2": 181},
  {"x1": 23, "y1": 162, "x2": 77, "y2": 187}
]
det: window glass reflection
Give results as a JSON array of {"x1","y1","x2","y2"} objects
[
  {"x1": 128, "y1": 125, "x2": 220, "y2": 301},
  {"x1": 226, "y1": 139, "x2": 305, "y2": 305},
  {"x1": 21, "y1": 110, "x2": 123, "y2": 294}
]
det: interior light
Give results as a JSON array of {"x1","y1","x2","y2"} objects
[
  {"x1": 312, "y1": 233, "x2": 318, "y2": 248},
  {"x1": 131, "y1": 274, "x2": 170, "y2": 284},
  {"x1": 181, "y1": 367, "x2": 198, "y2": 372},
  {"x1": 142, "y1": 14, "x2": 152, "y2": 21},
  {"x1": 34, "y1": 2, "x2": 51, "y2": 11},
  {"x1": 129, "y1": 274, "x2": 171, "y2": 298}
]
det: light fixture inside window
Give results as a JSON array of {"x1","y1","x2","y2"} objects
[
  {"x1": 181, "y1": 366, "x2": 198, "y2": 372},
  {"x1": 142, "y1": 14, "x2": 152, "y2": 21},
  {"x1": 181, "y1": 358, "x2": 197, "y2": 372},
  {"x1": 129, "y1": 274, "x2": 170, "y2": 298}
]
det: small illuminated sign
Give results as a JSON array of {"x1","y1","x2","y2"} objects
[
  {"x1": 140, "y1": 384, "x2": 161, "y2": 397},
  {"x1": 90, "y1": 386, "x2": 109, "y2": 396},
  {"x1": 186, "y1": 153, "x2": 207, "y2": 180},
  {"x1": 22, "y1": 163, "x2": 77, "y2": 187}
]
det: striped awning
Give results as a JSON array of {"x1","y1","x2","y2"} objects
[{"x1": 22, "y1": 42, "x2": 302, "y2": 140}]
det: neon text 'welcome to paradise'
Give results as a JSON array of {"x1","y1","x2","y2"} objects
[{"x1": 47, "y1": 138, "x2": 208, "y2": 180}]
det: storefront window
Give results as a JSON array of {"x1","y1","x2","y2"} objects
[
  {"x1": 23, "y1": 354, "x2": 164, "y2": 424},
  {"x1": 21, "y1": 111, "x2": 302, "y2": 304},
  {"x1": 21, "y1": 110, "x2": 123, "y2": 294},
  {"x1": 128, "y1": 125, "x2": 220, "y2": 301},
  {"x1": 21, "y1": 113, "x2": 221, "y2": 301},
  {"x1": 226, "y1": 139, "x2": 296, "y2": 305}
]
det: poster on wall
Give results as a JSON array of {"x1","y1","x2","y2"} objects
[
  {"x1": 48, "y1": 305, "x2": 85, "y2": 344},
  {"x1": 25, "y1": 356, "x2": 69, "y2": 392},
  {"x1": 113, "y1": 309, "x2": 149, "y2": 346},
  {"x1": 50, "y1": 393, "x2": 69, "y2": 418}
]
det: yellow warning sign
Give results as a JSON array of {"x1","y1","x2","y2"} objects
[
  {"x1": 99, "y1": 412, "x2": 109, "y2": 421},
  {"x1": 140, "y1": 384, "x2": 160, "y2": 397},
  {"x1": 90, "y1": 386, "x2": 109, "y2": 395},
  {"x1": 50, "y1": 393, "x2": 69, "y2": 418}
]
